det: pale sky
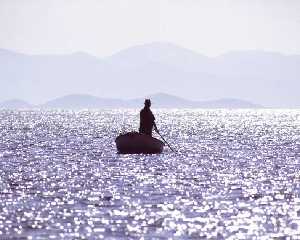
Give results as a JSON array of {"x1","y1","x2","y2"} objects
[{"x1": 0, "y1": 0, "x2": 300, "y2": 57}]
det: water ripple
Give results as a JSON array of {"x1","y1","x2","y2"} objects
[{"x1": 0, "y1": 109, "x2": 299, "y2": 239}]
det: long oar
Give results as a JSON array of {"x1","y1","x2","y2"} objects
[{"x1": 156, "y1": 130, "x2": 176, "y2": 153}]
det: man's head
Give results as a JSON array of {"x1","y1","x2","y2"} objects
[{"x1": 144, "y1": 99, "x2": 151, "y2": 108}]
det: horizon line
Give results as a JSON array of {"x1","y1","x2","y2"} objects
[
  {"x1": 1, "y1": 41, "x2": 298, "y2": 59},
  {"x1": 0, "y1": 92, "x2": 262, "y2": 107}
]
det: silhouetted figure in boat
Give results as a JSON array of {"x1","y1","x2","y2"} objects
[{"x1": 139, "y1": 99, "x2": 158, "y2": 136}]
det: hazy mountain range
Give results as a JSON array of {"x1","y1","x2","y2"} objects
[
  {"x1": 0, "y1": 42, "x2": 299, "y2": 107},
  {"x1": 0, "y1": 93, "x2": 261, "y2": 109}
]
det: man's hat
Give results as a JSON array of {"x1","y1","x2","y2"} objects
[{"x1": 144, "y1": 99, "x2": 151, "y2": 105}]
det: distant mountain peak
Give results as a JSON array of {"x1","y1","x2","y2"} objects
[
  {"x1": 0, "y1": 44, "x2": 299, "y2": 107},
  {"x1": 0, "y1": 93, "x2": 263, "y2": 109},
  {"x1": 0, "y1": 99, "x2": 33, "y2": 109},
  {"x1": 108, "y1": 41, "x2": 208, "y2": 60},
  {"x1": 131, "y1": 41, "x2": 197, "y2": 52},
  {"x1": 69, "y1": 51, "x2": 99, "y2": 59},
  {"x1": 146, "y1": 92, "x2": 187, "y2": 101}
]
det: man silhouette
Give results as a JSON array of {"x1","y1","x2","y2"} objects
[{"x1": 139, "y1": 99, "x2": 158, "y2": 136}]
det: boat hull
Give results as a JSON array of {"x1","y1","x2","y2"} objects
[{"x1": 115, "y1": 132, "x2": 164, "y2": 154}]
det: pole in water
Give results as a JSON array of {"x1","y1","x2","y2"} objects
[{"x1": 156, "y1": 131, "x2": 176, "y2": 153}]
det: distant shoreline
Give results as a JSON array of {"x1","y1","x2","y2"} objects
[
  {"x1": 0, "y1": 93, "x2": 263, "y2": 109},
  {"x1": 0, "y1": 43, "x2": 299, "y2": 107}
]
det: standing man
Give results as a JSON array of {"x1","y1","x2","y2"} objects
[{"x1": 139, "y1": 99, "x2": 158, "y2": 136}]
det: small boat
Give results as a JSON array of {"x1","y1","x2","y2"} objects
[{"x1": 115, "y1": 132, "x2": 164, "y2": 154}]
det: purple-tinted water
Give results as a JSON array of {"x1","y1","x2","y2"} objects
[{"x1": 0, "y1": 109, "x2": 299, "y2": 239}]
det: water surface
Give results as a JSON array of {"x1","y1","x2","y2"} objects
[{"x1": 0, "y1": 109, "x2": 299, "y2": 239}]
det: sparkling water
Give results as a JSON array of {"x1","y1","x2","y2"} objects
[{"x1": 0, "y1": 109, "x2": 299, "y2": 239}]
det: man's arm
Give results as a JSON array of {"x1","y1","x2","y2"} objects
[{"x1": 153, "y1": 122, "x2": 159, "y2": 133}]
